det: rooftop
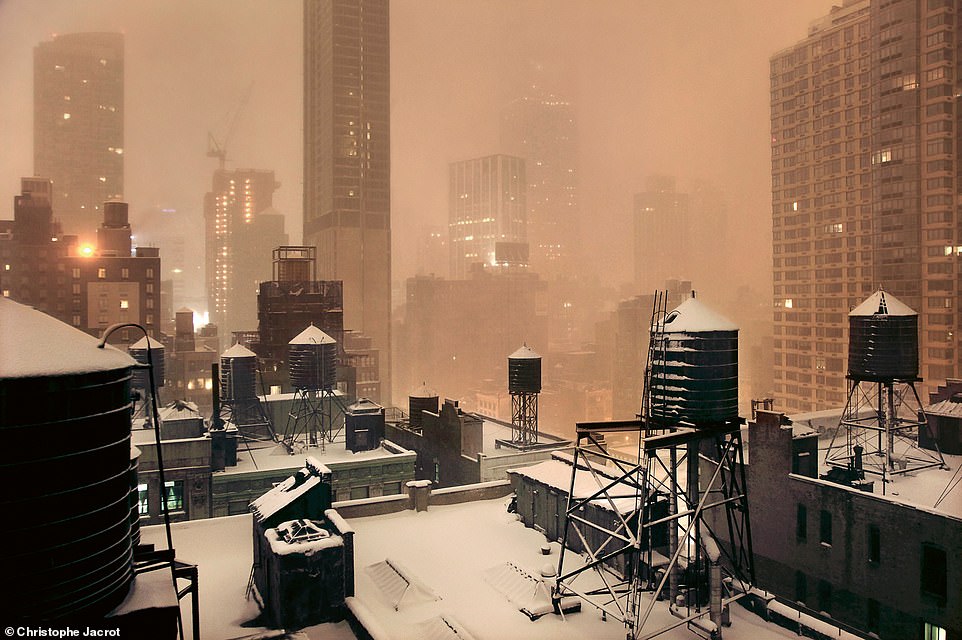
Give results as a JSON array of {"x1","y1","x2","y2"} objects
[
  {"x1": 816, "y1": 449, "x2": 962, "y2": 520},
  {"x1": 788, "y1": 408, "x2": 962, "y2": 518},
  {"x1": 219, "y1": 437, "x2": 411, "y2": 477},
  {"x1": 142, "y1": 497, "x2": 807, "y2": 640}
]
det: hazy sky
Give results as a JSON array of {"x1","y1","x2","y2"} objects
[{"x1": 0, "y1": 0, "x2": 832, "y2": 292}]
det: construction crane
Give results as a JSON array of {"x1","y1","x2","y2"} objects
[{"x1": 207, "y1": 82, "x2": 253, "y2": 170}]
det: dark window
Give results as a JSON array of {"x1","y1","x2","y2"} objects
[
  {"x1": 383, "y1": 482, "x2": 402, "y2": 496},
  {"x1": 797, "y1": 504, "x2": 808, "y2": 541},
  {"x1": 820, "y1": 509, "x2": 832, "y2": 545},
  {"x1": 867, "y1": 598, "x2": 879, "y2": 634},
  {"x1": 868, "y1": 525, "x2": 880, "y2": 564},
  {"x1": 921, "y1": 544, "x2": 947, "y2": 603},
  {"x1": 795, "y1": 571, "x2": 808, "y2": 603},
  {"x1": 817, "y1": 579, "x2": 832, "y2": 614},
  {"x1": 350, "y1": 485, "x2": 370, "y2": 500}
]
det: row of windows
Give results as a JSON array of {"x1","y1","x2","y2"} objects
[{"x1": 796, "y1": 505, "x2": 948, "y2": 601}]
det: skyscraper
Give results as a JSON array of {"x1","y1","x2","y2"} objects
[
  {"x1": 303, "y1": 0, "x2": 391, "y2": 402},
  {"x1": 34, "y1": 33, "x2": 124, "y2": 244},
  {"x1": 449, "y1": 154, "x2": 527, "y2": 278},
  {"x1": 771, "y1": 0, "x2": 959, "y2": 412},
  {"x1": 500, "y1": 89, "x2": 579, "y2": 279},
  {"x1": 204, "y1": 168, "x2": 286, "y2": 344},
  {"x1": 633, "y1": 176, "x2": 691, "y2": 291}
]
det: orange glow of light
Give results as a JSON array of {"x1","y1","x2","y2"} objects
[{"x1": 79, "y1": 244, "x2": 95, "y2": 257}]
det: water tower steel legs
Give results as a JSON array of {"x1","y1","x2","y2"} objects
[
  {"x1": 825, "y1": 377, "x2": 946, "y2": 487},
  {"x1": 511, "y1": 390, "x2": 539, "y2": 446},
  {"x1": 281, "y1": 388, "x2": 346, "y2": 454},
  {"x1": 552, "y1": 421, "x2": 754, "y2": 640}
]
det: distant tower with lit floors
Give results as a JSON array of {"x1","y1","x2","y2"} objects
[
  {"x1": 34, "y1": 33, "x2": 124, "y2": 245},
  {"x1": 303, "y1": 0, "x2": 391, "y2": 403},
  {"x1": 449, "y1": 154, "x2": 527, "y2": 278},
  {"x1": 204, "y1": 168, "x2": 286, "y2": 346},
  {"x1": 500, "y1": 85, "x2": 579, "y2": 279}
]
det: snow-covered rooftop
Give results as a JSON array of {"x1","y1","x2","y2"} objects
[
  {"x1": 849, "y1": 288, "x2": 916, "y2": 317},
  {"x1": 250, "y1": 461, "x2": 331, "y2": 523},
  {"x1": 220, "y1": 343, "x2": 256, "y2": 358},
  {"x1": 143, "y1": 498, "x2": 803, "y2": 640},
  {"x1": 0, "y1": 297, "x2": 136, "y2": 378},
  {"x1": 661, "y1": 295, "x2": 738, "y2": 333},
  {"x1": 129, "y1": 335, "x2": 164, "y2": 350},
  {"x1": 409, "y1": 383, "x2": 438, "y2": 399},
  {"x1": 926, "y1": 397, "x2": 962, "y2": 418},
  {"x1": 290, "y1": 324, "x2": 336, "y2": 345},
  {"x1": 816, "y1": 449, "x2": 962, "y2": 519},
  {"x1": 508, "y1": 344, "x2": 541, "y2": 360},
  {"x1": 219, "y1": 437, "x2": 409, "y2": 476}
]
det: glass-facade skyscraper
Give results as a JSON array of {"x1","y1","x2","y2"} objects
[{"x1": 303, "y1": 0, "x2": 391, "y2": 402}]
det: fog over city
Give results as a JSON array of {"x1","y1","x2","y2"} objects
[{"x1": 1, "y1": 0, "x2": 830, "y2": 299}]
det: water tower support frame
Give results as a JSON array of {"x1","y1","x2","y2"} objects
[
  {"x1": 825, "y1": 377, "x2": 946, "y2": 487},
  {"x1": 552, "y1": 420, "x2": 754, "y2": 639},
  {"x1": 511, "y1": 390, "x2": 539, "y2": 446},
  {"x1": 281, "y1": 388, "x2": 348, "y2": 453}
]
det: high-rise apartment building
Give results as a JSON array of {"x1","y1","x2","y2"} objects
[
  {"x1": 34, "y1": 33, "x2": 124, "y2": 244},
  {"x1": 449, "y1": 154, "x2": 527, "y2": 278},
  {"x1": 204, "y1": 168, "x2": 286, "y2": 346},
  {"x1": 771, "y1": 0, "x2": 959, "y2": 412},
  {"x1": 303, "y1": 0, "x2": 391, "y2": 403},
  {"x1": 633, "y1": 176, "x2": 691, "y2": 291},
  {"x1": 501, "y1": 89, "x2": 579, "y2": 279}
]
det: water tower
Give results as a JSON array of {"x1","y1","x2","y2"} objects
[
  {"x1": 554, "y1": 291, "x2": 753, "y2": 639},
  {"x1": 507, "y1": 344, "x2": 541, "y2": 447},
  {"x1": 825, "y1": 289, "x2": 946, "y2": 485},
  {"x1": 219, "y1": 343, "x2": 273, "y2": 441},
  {"x1": 128, "y1": 335, "x2": 165, "y2": 426},
  {"x1": 281, "y1": 324, "x2": 345, "y2": 452},
  {"x1": 408, "y1": 383, "x2": 439, "y2": 430},
  {"x1": 0, "y1": 298, "x2": 137, "y2": 621}
]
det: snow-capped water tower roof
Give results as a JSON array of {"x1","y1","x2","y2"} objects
[
  {"x1": 0, "y1": 297, "x2": 136, "y2": 378},
  {"x1": 849, "y1": 289, "x2": 916, "y2": 317},
  {"x1": 221, "y1": 343, "x2": 256, "y2": 358},
  {"x1": 509, "y1": 344, "x2": 541, "y2": 360},
  {"x1": 289, "y1": 324, "x2": 336, "y2": 345},
  {"x1": 662, "y1": 294, "x2": 737, "y2": 332},
  {"x1": 410, "y1": 382, "x2": 437, "y2": 398},
  {"x1": 130, "y1": 335, "x2": 164, "y2": 350}
]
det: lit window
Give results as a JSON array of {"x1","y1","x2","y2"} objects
[
  {"x1": 3, "y1": 264, "x2": 8, "y2": 271},
  {"x1": 785, "y1": 299, "x2": 794, "y2": 309},
  {"x1": 97, "y1": 268, "x2": 106, "y2": 279},
  {"x1": 137, "y1": 483, "x2": 149, "y2": 515},
  {"x1": 164, "y1": 480, "x2": 184, "y2": 512},
  {"x1": 2, "y1": 290, "x2": 9, "y2": 298},
  {"x1": 120, "y1": 299, "x2": 128, "y2": 310},
  {"x1": 924, "y1": 623, "x2": 947, "y2": 640},
  {"x1": 63, "y1": 113, "x2": 71, "y2": 120}
]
